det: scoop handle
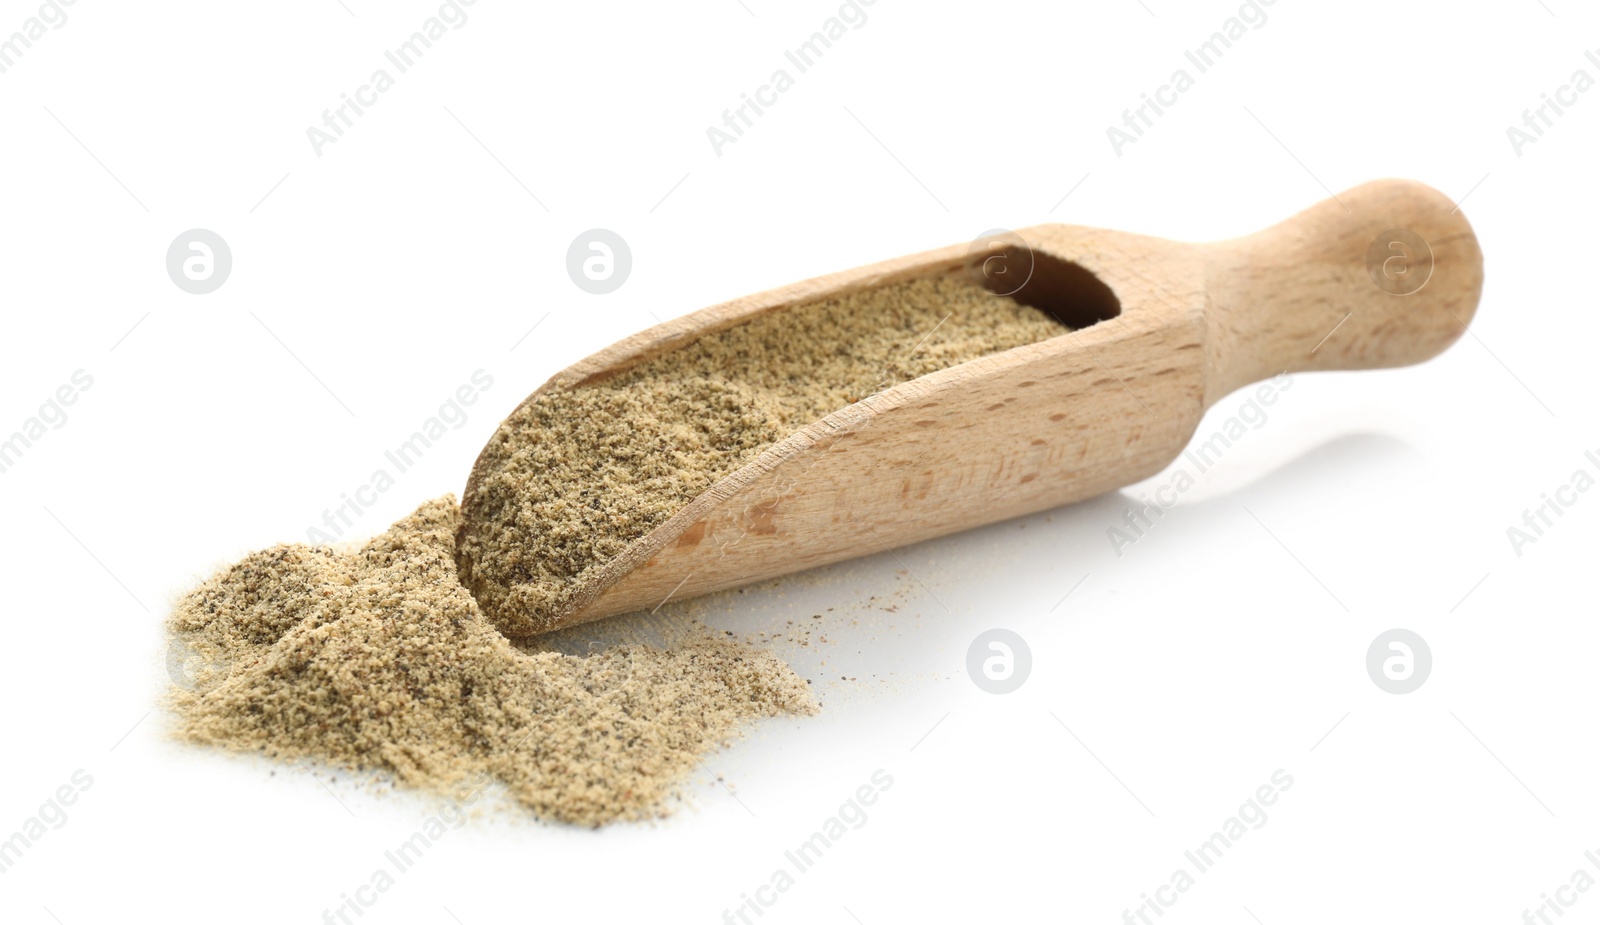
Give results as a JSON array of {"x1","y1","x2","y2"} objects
[{"x1": 1199, "y1": 178, "x2": 1484, "y2": 404}]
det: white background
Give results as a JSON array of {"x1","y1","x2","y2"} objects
[{"x1": 1, "y1": 1, "x2": 1596, "y2": 923}]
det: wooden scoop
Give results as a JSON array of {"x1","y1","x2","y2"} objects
[{"x1": 465, "y1": 179, "x2": 1482, "y2": 631}]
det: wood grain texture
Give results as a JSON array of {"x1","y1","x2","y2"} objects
[{"x1": 464, "y1": 179, "x2": 1483, "y2": 629}]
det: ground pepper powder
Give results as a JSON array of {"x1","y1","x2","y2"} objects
[{"x1": 167, "y1": 274, "x2": 1066, "y2": 825}]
